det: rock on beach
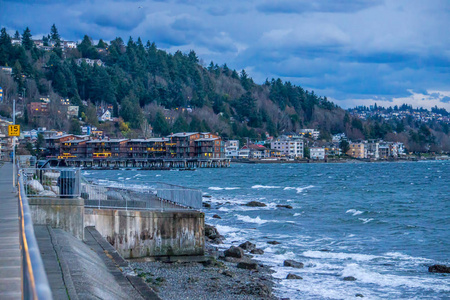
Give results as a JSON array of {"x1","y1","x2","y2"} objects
[
  {"x1": 245, "y1": 201, "x2": 267, "y2": 207},
  {"x1": 428, "y1": 264, "x2": 450, "y2": 273},
  {"x1": 239, "y1": 241, "x2": 256, "y2": 251},
  {"x1": 205, "y1": 224, "x2": 223, "y2": 244},
  {"x1": 286, "y1": 273, "x2": 302, "y2": 279},
  {"x1": 283, "y1": 260, "x2": 304, "y2": 268},
  {"x1": 224, "y1": 246, "x2": 244, "y2": 258}
]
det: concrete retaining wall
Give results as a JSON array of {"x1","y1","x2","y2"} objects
[
  {"x1": 28, "y1": 197, "x2": 85, "y2": 240},
  {"x1": 85, "y1": 208, "x2": 205, "y2": 258}
]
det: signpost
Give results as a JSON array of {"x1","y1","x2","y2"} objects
[
  {"x1": 10, "y1": 99, "x2": 18, "y2": 187},
  {"x1": 8, "y1": 125, "x2": 20, "y2": 136}
]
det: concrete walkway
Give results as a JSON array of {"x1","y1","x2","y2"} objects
[{"x1": 0, "y1": 163, "x2": 22, "y2": 299}]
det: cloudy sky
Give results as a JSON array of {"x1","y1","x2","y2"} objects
[{"x1": 1, "y1": 0, "x2": 449, "y2": 109}]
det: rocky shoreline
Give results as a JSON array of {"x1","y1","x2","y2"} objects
[{"x1": 130, "y1": 225, "x2": 280, "y2": 300}]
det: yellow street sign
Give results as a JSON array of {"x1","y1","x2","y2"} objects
[{"x1": 8, "y1": 125, "x2": 20, "y2": 136}]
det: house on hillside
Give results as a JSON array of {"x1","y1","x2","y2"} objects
[{"x1": 98, "y1": 110, "x2": 112, "y2": 122}]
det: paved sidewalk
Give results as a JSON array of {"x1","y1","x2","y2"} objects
[{"x1": 0, "y1": 163, "x2": 21, "y2": 299}]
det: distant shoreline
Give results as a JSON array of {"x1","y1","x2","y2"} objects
[{"x1": 231, "y1": 156, "x2": 450, "y2": 164}]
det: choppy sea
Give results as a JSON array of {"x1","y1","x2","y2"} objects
[{"x1": 83, "y1": 161, "x2": 450, "y2": 299}]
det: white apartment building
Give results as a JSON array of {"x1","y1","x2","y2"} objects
[
  {"x1": 271, "y1": 138, "x2": 304, "y2": 158},
  {"x1": 225, "y1": 140, "x2": 239, "y2": 158},
  {"x1": 310, "y1": 147, "x2": 325, "y2": 160}
]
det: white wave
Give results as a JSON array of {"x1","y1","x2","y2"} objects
[
  {"x1": 252, "y1": 185, "x2": 281, "y2": 189},
  {"x1": 155, "y1": 175, "x2": 161, "y2": 177},
  {"x1": 208, "y1": 187, "x2": 240, "y2": 190},
  {"x1": 359, "y1": 218, "x2": 374, "y2": 224},
  {"x1": 293, "y1": 213, "x2": 302, "y2": 217},
  {"x1": 383, "y1": 252, "x2": 433, "y2": 263},
  {"x1": 303, "y1": 250, "x2": 379, "y2": 261},
  {"x1": 218, "y1": 207, "x2": 230, "y2": 212},
  {"x1": 284, "y1": 185, "x2": 315, "y2": 193},
  {"x1": 236, "y1": 214, "x2": 269, "y2": 224},
  {"x1": 342, "y1": 263, "x2": 450, "y2": 292},
  {"x1": 346, "y1": 209, "x2": 364, "y2": 216}
]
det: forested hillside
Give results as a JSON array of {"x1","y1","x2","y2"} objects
[{"x1": 0, "y1": 25, "x2": 449, "y2": 151}]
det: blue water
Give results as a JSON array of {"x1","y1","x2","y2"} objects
[{"x1": 83, "y1": 161, "x2": 450, "y2": 299}]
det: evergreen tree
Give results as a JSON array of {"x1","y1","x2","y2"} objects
[
  {"x1": 22, "y1": 27, "x2": 33, "y2": 50},
  {"x1": 14, "y1": 31, "x2": 20, "y2": 39},
  {"x1": 153, "y1": 111, "x2": 171, "y2": 136},
  {"x1": 50, "y1": 24, "x2": 61, "y2": 47},
  {"x1": 172, "y1": 115, "x2": 189, "y2": 133}
]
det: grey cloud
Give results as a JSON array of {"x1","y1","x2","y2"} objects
[
  {"x1": 257, "y1": 0, "x2": 383, "y2": 14},
  {"x1": 81, "y1": 7, "x2": 146, "y2": 31},
  {"x1": 442, "y1": 96, "x2": 450, "y2": 103}
]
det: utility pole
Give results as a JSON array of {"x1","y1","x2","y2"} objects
[{"x1": 12, "y1": 99, "x2": 16, "y2": 187}]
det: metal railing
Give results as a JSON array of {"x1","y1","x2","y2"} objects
[
  {"x1": 18, "y1": 172, "x2": 53, "y2": 299},
  {"x1": 156, "y1": 183, "x2": 202, "y2": 209},
  {"x1": 22, "y1": 167, "x2": 81, "y2": 198}
]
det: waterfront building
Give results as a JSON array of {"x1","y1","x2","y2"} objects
[
  {"x1": 366, "y1": 141, "x2": 380, "y2": 159},
  {"x1": 310, "y1": 147, "x2": 326, "y2": 160},
  {"x1": 347, "y1": 142, "x2": 366, "y2": 159},
  {"x1": 271, "y1": 137, "x2": 304, "y2": 158},
  {"x1": 225, "y1": 140, "x2": 239, "y2": 159}
]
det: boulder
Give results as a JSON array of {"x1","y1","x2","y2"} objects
[
  {"x1": 343, "y1": 276, "x2": 357, "y2": 281},
  {"x1": 204, "y1": 224, "x2": 223, "y2": 243},
  {"x1": 38, "y1": 190, "x2": 57, "y2": 197},
  {"x1": 428, "y1": 264, "x2": 450, "y2": 273},
  {"x1": 237, "y1": 262, "x2": 258, "y2": 270},
  {"x1": 250, "y1": 248, "x2": 264, "y2": 255},
  {"x1": 245, "y1": 201, "x2": 267, "y2": 207},
  {"x1": 286, "y1": 273, "x2": 302, "y2": 279},
  {"x1": 27, "y1": 180, "x2": 44, "y2": 193},
  {"x1": 224, "y1": 246, "x2": 244, "y2": 258},
  {"x1": 267, "y1": 241, "x2": 281, "y2": 245},
  {"x1": 212, "y1": 214, "x2": 221, "y2": 219},
  {"x1": 284, "y1": 260, "x2": 304, "y2": 269},
  {"x1": 276, "y1": 204, "x2": 293, "y2": 209},
  {"x1": 43, "y1": 172, "x2": 60, "y2": 180},
  {"x1": 239, "y1": 241, "x2": 256, "y2": 251},
  {"x1": 203, "y1": 202, "x2": 211, "y2": 208},
  {"x1": 50, "y1": 185, "x2": 60, "y2": 195},
  {"x1": 355, "y1": 294, "x2": 364, "y2": 298},
  {"x1": 202, "y1": 195, "x2": 212, "y2": 198}
]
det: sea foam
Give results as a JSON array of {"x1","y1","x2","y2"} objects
[{"x1": 284, "y1": 185, "x2": 315, "y2": 193}]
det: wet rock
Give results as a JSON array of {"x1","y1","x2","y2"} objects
[
  {"x1": 212, "y1": 214, "x2": 221, "y2": 219},
  {"x1": 245, "y1": 201, "x2": 267, "y2": 207},
  {"x1": 428, "y1": 264, "x2": 450, "y2": 273},
  {"x1": 355, "y1": 293, "x2": 364, "y2": 298},
  {"x1": 202, "y1": 195, "x2": 212, "y2": 198},
  {"x1": 284, "y1": 260, "x2": 304, "y2": 269},
  {"x1": 267, "y1": 241, "x2": 281, "y2": 245},
  {"x1": 205, "y1": 224, "x2": 223, "y2": 243},
  {"x1": 203, "y1": 202, "x2": 211, "y2": 208},
  {"x1": 224, "y1": 246, "x2": 244, "y2": 258},
  {"x1": 236, "y1": 262, "x2": 258, "y2": 270},
  {"x1": 239, "y1": 241, "x2": 256, "y2": 251},
  {"x1": 250, "y1": 248, "x2": 264, "y2": 255},
  {"x1": 276, "y1": 204, "x2": 293, "y2": 209},
  {"x1": 343, "y1": 276, "x2": 357, "y2": 281},
  {"x1": 286, "y1": 273, "x2": 302, "y2": 279}
]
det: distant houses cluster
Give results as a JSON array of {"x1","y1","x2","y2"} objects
[{"x1": 225, "y1": 131, "x2": 405, "y2": 161}]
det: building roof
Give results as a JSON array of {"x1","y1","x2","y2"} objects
[
  {"x1": 195, "y1": 138, "x2": 219, "y2": 142},
  {"x1": 86, "y1": 139, "x2": 128, "y2": 143},
  {"x1": 168, "y1": 132, "x2": 198, "y2": 137}
]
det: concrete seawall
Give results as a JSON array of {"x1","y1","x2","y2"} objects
[
  {"x1": 29, "y1": 197, "x2": 85, "y2": 240},
  {"x1": 85, "y1": 208, "x2": 205, "y2": 258}
]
